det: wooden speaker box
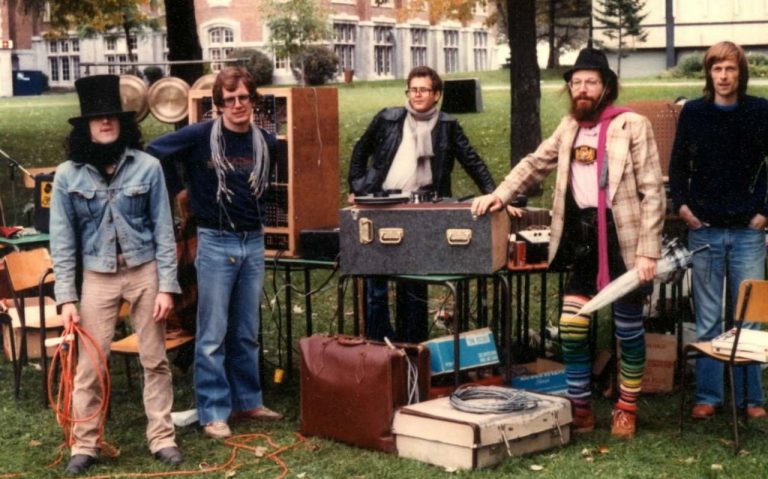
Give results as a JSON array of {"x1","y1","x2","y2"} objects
[{"x1": 188, "y1": 87, "x2": 340, "y2": 257}]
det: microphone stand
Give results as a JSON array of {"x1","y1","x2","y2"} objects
[
  {"x1": 0, "y1": 147, "x2": 33, "y2": 226},
  {"x1": 0, "y1": 147, "x2": 33, "y2": 181}
]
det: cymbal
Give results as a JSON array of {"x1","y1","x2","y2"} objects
[
  {"x1": 148, "y1": 77, "x2": 190, "y2": 123},
  {"x1": 119, "y1": 74, "x2": 149, "y2": 122},
  {"x1": 190, "y1": 73, "x2": 217, "y2": 93}
]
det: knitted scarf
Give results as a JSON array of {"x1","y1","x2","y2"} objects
[
  {"x1": 209, "y1": 117, "x2": 270, "y2": 204},
  {"x1": 578, "y1": 105, "x2": 631, "y2": 290},
  {"x1": 404, "y1": 101, "x2": 439, "y2": 161}
]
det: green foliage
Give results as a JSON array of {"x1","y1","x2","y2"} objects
[
  {"x1": 264, "y1": 0, "x2": 330, "y2": 77},
  {"x1": 143, "y1": 65, "x2": 164, "y2": 85},
  {"x1": 594, "y1": 0, "x2": 648, "y2": 77},
  {"x1": 228, "y1": 48, "x2": 274, "y2": 86},
  {"x1": 668, "y1": 52, "x2": 768, "y2": 79},
  {"x1": 293, "y1": 46, "x2": 339, "y2": 86}
]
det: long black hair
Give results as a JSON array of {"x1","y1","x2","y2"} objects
[{"x1": 66, "y1": 115, "x2": 143, "y2": 164}]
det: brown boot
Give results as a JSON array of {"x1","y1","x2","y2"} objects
[
  {"x1": 572, "y1": 409, "x2": 595, "y2": 433},
  {"x1": 611, "y1": 408, "x2": 636, "y2": 439}
]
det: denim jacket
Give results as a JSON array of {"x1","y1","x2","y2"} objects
[{"x1": 50, "y1": 148, "x2": 181, "y2": 305}]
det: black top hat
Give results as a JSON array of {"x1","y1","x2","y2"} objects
[
  {"x1": 68, "y1": 74, "x2": 134, "y2": 125},
  {"x1": 563, "y1": 48, "x2": 617, "y2": 84}
]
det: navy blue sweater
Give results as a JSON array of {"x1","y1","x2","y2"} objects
[
  {"x1": 147, "y1": 121, "x2": 276, "y2": 230},
  {"x1": 669, "y1": 96, "x2": 768, "y2": 227}
]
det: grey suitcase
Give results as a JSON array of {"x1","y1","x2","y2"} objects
[{"x1": 339, "y1": 202, "x2": 509, "y2": 275}]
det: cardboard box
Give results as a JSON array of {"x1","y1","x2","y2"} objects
[
  {"x1": 641, "y1": 332, "x2": 676, "y2": 393},
  {"x1": 422, "y1": 328, "x2": 499, "y2": 375},
  {"x1": 510, "y1": 358, "x2": 568, "y2": 395}
]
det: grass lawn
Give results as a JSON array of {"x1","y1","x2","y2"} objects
[{"x1": 2, "y1": 73, "x2": 768, "y2": 477}]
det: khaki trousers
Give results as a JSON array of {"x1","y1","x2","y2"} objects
[{"x1": 72, "y1": 261, "x2": 177, "y2": 457}]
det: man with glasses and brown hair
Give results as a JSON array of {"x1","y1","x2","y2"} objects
[
  {"x1": 148, "y1": 67, "x2": 283, "y2": 441},
  {"x1": 348, "y1": 65, "x2": 495, "y2": 344},
  {"x1": 472, "y1": 48, "x2": 665, "y2": 439}
]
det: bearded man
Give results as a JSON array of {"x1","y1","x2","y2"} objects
[{"x1": 472, "y1": 48, "x2": 665, "y2": 438}]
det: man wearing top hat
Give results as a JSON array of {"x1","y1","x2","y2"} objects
[
  {"x1": 50, "y1": 75, "x2": 183, "y2": 474},
  {"x1": 472, "y1": 48, "x2": 665, "y2": 438}
]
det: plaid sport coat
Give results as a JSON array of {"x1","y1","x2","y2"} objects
[{"x1": 494, "y1": 112, "x2": 665, "y2": 269}]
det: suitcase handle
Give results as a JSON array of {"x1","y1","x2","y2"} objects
[{"x1": 337, "y1": 335, "x2": 366, "y2": 347}]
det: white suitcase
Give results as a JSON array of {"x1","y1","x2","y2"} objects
[{"x1": 393, "y1": 390, "x2": 572, "y2": 470}]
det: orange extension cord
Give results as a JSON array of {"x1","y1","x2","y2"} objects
[{"x1": 39, "y1": 324, "x2": 307, "y2": 479}]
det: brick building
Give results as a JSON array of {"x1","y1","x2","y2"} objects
[{"x1": 0, "y1": 0, "x2": 497, "y2": 94}]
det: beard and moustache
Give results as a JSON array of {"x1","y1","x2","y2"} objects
[{"x1": 570, "y1": 91, "x2": 607, "y2": 123}]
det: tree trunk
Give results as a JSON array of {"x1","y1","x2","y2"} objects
[
  {"x1": 164, "y1": 0, "x2": 203, "y2": 86},
  {"x1": 546, "y1": 0, "x2": 557, "y2": 69},
  {"x1": 508, "y1": 0, "x2": 542, "y2": 196}
]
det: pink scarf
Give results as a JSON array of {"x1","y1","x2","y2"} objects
[{"x1": 578, "y1": 106, "x2": 631, "y2": 290}]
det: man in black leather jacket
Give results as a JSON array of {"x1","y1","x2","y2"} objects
[{"x1": 347, "y1": 65, "x2": 496, "y2": 343}]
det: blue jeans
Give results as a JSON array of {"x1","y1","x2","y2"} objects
[
  {"x1": 689, "y1": 227, "x2": 765, "y2": 408},
  {"x1": 194, "y1": 227, "x2": 266, "y2": 425},
  {"x1": 365, "y1": 278, "x2": 428, "y2": 343}
]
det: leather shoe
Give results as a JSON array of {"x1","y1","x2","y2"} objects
[
  {"x1": 65, "y1": 454, "x2": 97, "y2": 475},
  {"x1": 231, "y1": 406, "x2": 284, "y2": 422},
  {"x1": 746, "y1": 406, "x2": 767, "y2": 419},
  {"x1": 691, "y1": 403, "x2": 716, "y2": 419},
  {"x1": 154, "y1": 446, "x2": 183, "y2": 466},
  {"x1": 203, "y1": 420, "x2": 232, "y2": 439}
]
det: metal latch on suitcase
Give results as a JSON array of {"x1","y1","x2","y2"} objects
[
  {"x1": 379, "y1": 228, "x2": 404, "y2": 244},
  {"x1": 358, "y1": 218, "x2": 373, "y2": 244},
  {"x1": 446, "y1": 228, "x2": 472, "y2": 246}
]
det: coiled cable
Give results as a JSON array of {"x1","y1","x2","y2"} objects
[{"x1": 449, "y1": 385, "x2": 539, "y2": 414}]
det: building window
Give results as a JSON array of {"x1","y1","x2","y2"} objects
[
  {"x1": 411, "y1": 27, "x2": 428, "y2": 68},
  {"x1": 48, "y1": 38, "x2": 81, "y2": 85},
  {"x1": 106, "y1": 54, "x2": 129, "y2": 74},
  {"x1": 105, "y1": 37, "x2": 117, "y2": 51},
  {"x1": 274, "y1": 55, "x2": 289, "y2": 70},
  {"x1": 207, "y1": 26, "x2": 235, "y2": 71},
  {"x1": 473, "y1": 31, "x2": 488, "y2": 71},
  {"x1": 444, "y1": 29, "x2": 459, "y2": 73},
  {"x1": 372, "y1": 0, "x2": 393, "y2": 6},
  {"x1": 334, "y1": 22, "x2": 356, "y2": 71},
  {"x1": 373, "y1": 25, "x2": 394, "y2": 76},
  {"x1": 472, "y1": 0, "x2": 488, "y2": 14}
]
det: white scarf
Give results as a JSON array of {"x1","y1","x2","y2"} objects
[{"x1": 404, "y1": 101, "x2": 439, "y2": 161}]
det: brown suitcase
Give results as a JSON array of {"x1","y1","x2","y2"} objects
[{"x1": 299, "y1": 334, "x2": 430, "y2": 452}]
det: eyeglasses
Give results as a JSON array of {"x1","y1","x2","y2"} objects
[
  {"x1": 222, "y1": 94, "x2": 252, "y2": 107},
  {"x1": 405, "y1": 87, "x2": 433, "y2": 96},
  {"x1": 568, "y1": 79, "x2": 602, "y2": 90}
]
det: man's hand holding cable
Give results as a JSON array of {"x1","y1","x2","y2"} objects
[{"x1": 61, "y1": 302, "x2": 80, "y2": 329}]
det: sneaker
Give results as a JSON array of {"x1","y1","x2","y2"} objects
[
  {"x1": 231, "y1": 406, "x2": 284, "y2": 422},
  {"x1": 572, "y1": 410, "x2": 595, "y2": 434},
  {"x1": 691, "y1": 403, "x2": 716, "y2": 419},
  {"x1": 611, "y1": 409, "x2": 636, "y2": 439},
  {"x1": 203, "y1": 421, "x2": 232, "y2": 439},
  {"x1": 746, "y1": 406, "x2": 767, "y2": 419}
]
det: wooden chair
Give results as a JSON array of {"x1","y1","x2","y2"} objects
[
  {"x1": 625, "y1": 100, "x2": 682, "y2": 181},
  {"x1": 679, "y1": 279, "x2": 768, "y2": 455},
  {"x1": 1, "y1": 248, "x2": 63, "y2": 406}
]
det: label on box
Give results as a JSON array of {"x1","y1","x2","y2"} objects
[
  {"x1": 423, "y1": 328, "x2": 500, "y2": 375},
  {"x1": 510, "y1": 359, "x2": 568, "y2": 395}
]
